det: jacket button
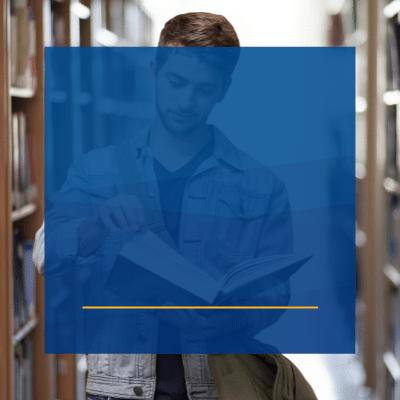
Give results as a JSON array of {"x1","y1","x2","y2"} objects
[
  {"x1": 137, "y1": 334, "x2": 147, "y2": 343},
  {"x1": 134, "y1": 386, "x2": 143, "y2": 395}
]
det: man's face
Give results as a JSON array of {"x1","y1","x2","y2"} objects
[{"x1": 153, "y1": 53, "x2": 230, "y2": 136}]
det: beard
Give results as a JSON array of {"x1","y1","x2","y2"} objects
[{"x1": 156, "y1": 100, "x2": 209, "y2": 137}]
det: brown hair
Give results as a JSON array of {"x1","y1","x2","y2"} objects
[
  {"x1": 156, "y1": 12, "x2": 240, "y2": 77},
  {"x1": 158, "y1": 12, "x2": 240, "y2": 47}
]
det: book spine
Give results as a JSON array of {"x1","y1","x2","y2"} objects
[
  {"x1": 9, "y1": 110, "x2": 14, "y2": 208},
  {"x1": 12, "y1": 113, "x2": 20, "y2": 209},
  {"x1": 12, "y1": 230, "x2": 20, "y2": 333},
  {"x1": 18, "y1": 112, "x2": 27, "y2": 207},
  {"x1": 25, "y1": 337, "x2": 33, "y2": 400},
  {"x1": 10, "y1": 14, "x2": 18, "y2": 86},
  {"x1": 14, "y1": 339, "x2": 33, "y2": 400},
  {"x1": 27, "y1": 134, "x2": 38, "y2": 202},
  {"x1": 16, "y1": 233, "x2": 28, "y2": 327},
  {"x1": 15, "y1": 6, "x2": 29, "y2": 86},
  {"x1": 11, "y1": 0, "x2": 37, "y2": 90},
  {"x1": 22, "y1": 241, "x2": 36, "y2": 320},
  {"x1": 28, "y1": 8, "x2": 37, "y2": 91}
]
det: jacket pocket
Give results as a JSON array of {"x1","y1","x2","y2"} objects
[{"x1": 211, "y1": 184, "x2": 268, "y2": 256}]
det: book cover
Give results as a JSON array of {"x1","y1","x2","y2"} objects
[{"x1": 105, "y1": 230, "x2": 312, "y2": 306}]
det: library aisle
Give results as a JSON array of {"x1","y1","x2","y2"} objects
[
  {"x1": 285, "y1": 353, "x2": 373, "y2": 400},
  {"x1": 0, "y1": 0, "x2": 399, "y2": 399}
]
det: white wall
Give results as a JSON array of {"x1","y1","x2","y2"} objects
[{"x1": 141, "y1": 0, "x2": 329, "y2": 46}]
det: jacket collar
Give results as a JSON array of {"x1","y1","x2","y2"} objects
[
  {"x1": 130, "y1": 123, "x2": 243, "y2": 171},
  {"x1": 211, "y1": 125, "x2": 243, "y2": 171}
]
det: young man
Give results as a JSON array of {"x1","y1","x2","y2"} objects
[{"x1": 39, "y1": 12, "x2": 306, "y2": 400}]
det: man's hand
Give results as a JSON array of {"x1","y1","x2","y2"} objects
[
  {"x1": 78, "y1": 194, "x2": 147, "y2": 257},
  {"x1": 94, "y1": 194, "x2": 147, "y2": 235},
  {"x1": 155, "y1": 301, "x2": 249, "y2": 339}
]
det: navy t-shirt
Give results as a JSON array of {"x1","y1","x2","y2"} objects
[{"x1": 153, "y1": 139, "x2": 214, "y2": 400}]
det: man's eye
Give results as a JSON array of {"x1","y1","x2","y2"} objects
[
  {"x1": 201, "y1": 89, "x2": 214, "y2": 95},
  {"x1": 169, "y1": 80, "x2": 184, "y2": 88},
  {"x1": 199, "y1": 87, "x2": 216, "y2": 95}
]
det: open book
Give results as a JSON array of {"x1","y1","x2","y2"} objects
[{"x1": 105, "y1": 230, "x2": 313, "y2": 306}]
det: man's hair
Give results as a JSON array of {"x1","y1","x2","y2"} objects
[
  {"x1": 155, "y1": 12, "x2": 240, "y2": 78},
  {"x1": 158, "y1": 12, "x2": 240, "y2": 47}
]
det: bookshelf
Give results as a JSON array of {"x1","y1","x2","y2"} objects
[
  {"x1": 1, "y1": 0, "x2": 153, "y2": 399},
  {"x1": 0, "y1": 0, "x2": 53, "y2": 399},
  {"x1": 337, "y1": 0, "x2": 400, "y2": 398},
  {"x1": 381, "y1": 1, "x2": 400, "y2": 398},
  {"x1": 330, "y1": 0, "x2": 369, "y2": 386}
]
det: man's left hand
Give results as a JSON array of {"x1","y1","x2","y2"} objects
[{"x1": 155, "y1": 302, "x2": 249, "y2": 339}]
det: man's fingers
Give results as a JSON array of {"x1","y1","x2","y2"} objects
[
  {"x1": 100, "y1": 194, "x2": 147, "y2": 234},
  {"x1": 127, "y1": 195, "x2": 147, "y2": 232},
  {"x1": 111, "y1": 203, "x2": 130, "y2": 230},
  {"x1": 120, "y1": 197, "x2": 141, "y2": 232},
  {"x1": 98, "y1": 207, "x2": 118, "y2": 233},
  {"x1": 136, "y1": 207, "x2": 147, "y2": 232}
]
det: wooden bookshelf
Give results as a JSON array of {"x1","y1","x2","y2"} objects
[
  {"x1": 379, "y1": 0, "x2": 400, "y2": 398},
  {"x1": 339, "y1": 0, "x2": 400, "y2": 398},
  {"x1": 0, "y1": 1, "x2": 13, "y2": 398},
  {"x1": 1, "y1": 1, "x2": 153, "y2": 399},
  {"x1": 0, "y1": 0, "x2": 151, "y2": 400},
  {"x1": 0, "y1": 0, "x2": 51, "y2": 399}
]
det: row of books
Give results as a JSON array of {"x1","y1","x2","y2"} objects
[
  {"x1": 14, "y1": 338, "x2": 33, "y2": 400},
  {"x1": 10, "y1": 0, "x2": 37, "y2": 90},
  {"x1": 386, "y1": 11, "x2": 400, "y2": 400},
  {"x1": 10, "y1": 111, "x2": 38, "y2": 210},
  {"x1": 12, "y1": 228, "x2": 36, "y2": 334}
]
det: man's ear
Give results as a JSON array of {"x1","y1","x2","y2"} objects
[
  {"x1": 217, "y1": 76, "x2": 232, "y2": 103},
  {"x1": 149, "y1": 59, "x2": 157, "y2": 86}
]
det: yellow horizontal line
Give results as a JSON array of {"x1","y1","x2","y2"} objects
[{"x1": 83, "y1": 306, "x2": 318, "y2": 310}]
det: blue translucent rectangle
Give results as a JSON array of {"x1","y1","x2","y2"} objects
[{"x1": 45, "y1": 47, "x2": 355, "y2": 354}]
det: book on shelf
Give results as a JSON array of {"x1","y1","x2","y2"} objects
[
  {"x1": 11, "y1": 113, "x2": 20, "y2": 209},
  {"x1": 11, "y1": 111, "x2": 38, "y2": 210},
  {"x1": 388, "y1": 21, "x2": 400, "y2": 91},
  {"x1": 14, "y1": 338, "x2": 33, "y2": 400},
  {"x1": 22, "y1": 241, "x2": 36, "y2": 320},
  {"x1": 12, "y1": 228, "x2": 36, "y2": 333},
  {"x1": 12, "y1": 230, "x2": 21, "y2": 333},
  {"x1": 26, "y1": 133, "x2": 38, "y2": 200},
  {"x1": 52, "y1": 9, "x2": 66, "y2": 47},
  {"x1": 10, "y1": 0, "x2": 37, "y2": 91},
  {"x1": 390, "y1": 289, "x2": 400, "y2": 360},
  {"x1": 105, "y1": 230, "x2": 313, "y2": 306}
]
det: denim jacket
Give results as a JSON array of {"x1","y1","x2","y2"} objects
[{"x1": 44, "y1": 124, "x2": 293, "y2": 399}]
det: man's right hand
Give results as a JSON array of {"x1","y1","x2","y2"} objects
[
  {"x1": 94, "y1": 194, "x2": 147, "y2": 235},
  {"x1": 77, "y1": 194, "x2": 147, "y2": 257}
]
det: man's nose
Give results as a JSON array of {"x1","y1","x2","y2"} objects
[{"x1": 178, "y1": 87, "x2": 195, "y2": 111}]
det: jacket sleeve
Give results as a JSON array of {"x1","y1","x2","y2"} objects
[
  {"x1": 44, "y1": 155, "x2": 101, "y2": 276},
  {"x1": 33, "y1": 220, "x2": 45, "y2": 276},
  {"x1": 242, "y1": 177, "x2": 294, "y2": 337}
]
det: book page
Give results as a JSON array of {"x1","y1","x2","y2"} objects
[
  {"x1": 119, "y1": 230, "x2": 219, "y2": 303},
  {"x1": 220, "y1": 253, "x2": 313, "y2": 295}
]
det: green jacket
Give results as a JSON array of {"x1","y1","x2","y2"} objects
[{"x1": 208, "y1": 354, "x2": 318, "y2": 400}]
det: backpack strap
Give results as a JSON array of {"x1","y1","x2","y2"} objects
[{"x1": 114, "y1": 141, "x2": 178, "y2": 251}]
